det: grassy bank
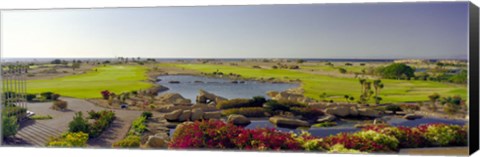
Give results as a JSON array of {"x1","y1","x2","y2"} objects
[
  {"x1": 27, "y1": 65, "x2": 152, "y2": 98},
  {"x1": 162, "y1": 63, "x2": 466, "y2": 103}
]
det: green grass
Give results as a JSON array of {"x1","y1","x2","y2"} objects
[
  {"x1": 162, "y1": 63, "x2": 467, "y2": 103},
  {"x1": 27, "y1": 65, "x2": 152, "y2": 98}
]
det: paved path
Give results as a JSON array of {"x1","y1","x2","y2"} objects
[{"x1": 6, "y1": 97, "x2": 141, "y2": 147}]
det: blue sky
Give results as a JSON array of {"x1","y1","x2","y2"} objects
[{"x1": 1, "y1": 2, "x2": 469, "y2": 59}]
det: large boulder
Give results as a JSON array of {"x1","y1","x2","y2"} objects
[
  {"x1": 269, "y1": 116, "x2": 310, "y2": 128},
  {"x1": 164, "y1": 109, "x2": 183, "y2": 121},
  {"x1": 316, "y1": 114, "x2": 336, "y2": 123},
  {"x1": 146, "y1": 85, "x2": 169, "y2": 96},
  {"x1": 227, "y1": 114, "x2": 251, "y2": 126},
  {"x1": 358, "y1": 108, "x2": 380, "y2": 118},
  {"x1": 191, "y1": 108, "x2": 204, "y2": 121},
  {"x1": 196, "y1": 89, "x2": 228, "y2": 104},
  {"x1": 267, "y1": 90, "x2": 314, "y2": 103},
  {"x1": 203, "y1": 111, "x2": 222, "y2": 119},
  {"x1": 178, "y1": 110, "x2": 192, "y2": 122},
  {"x1": 325, "y1": 106, "x2": 351, "y2": 117},
  {"x1": 146, "y1": 135, "x2": 169, "y2": 148},
  {"x1": 155, "y1": 93, "x2": 191, "y2": 104},
  {"x1": 156, "y1": 104, "x2": 191, "y2": 113}
]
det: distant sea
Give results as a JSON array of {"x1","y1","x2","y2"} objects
[{"x1": 0, "y1": 57, "x2": 465, "y2": 63}]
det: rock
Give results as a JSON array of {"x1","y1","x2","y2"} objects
[
  {"x1": 403, "y1": 114, "x2": 423, "y2": 120},
  {"x1": 325, "y1": 106, "x2": 351, "y2": 117},
  {"x1": 194, "y1": 80, "x2": 204, "y2": 83},
  {"x1": 156, "y1": 126, "x2": 170, "y2": 132},
  {"x1": 349, "y1": 106, "x2": 359, "y2": 116},
  {"x1": 147, "y1": 85, "x2": 169, "y2": 96},
  {"x1": 227, "y1": 114, "x2": 251, "y2": 126},
  {"x1": 146, "y1": 135, "x2": 168, "y2": 148},
  {"x1": 178, "y1": 110, "x2": 192, "y2": 122},
  {"x1": 169, "y1": 80, "x2": 180, "y2": 84},
  {"x1": 164, "y1": 109, "x2": 183, "y2": 121},
  {"x1": 231, "y1": 80, "x2": 239, "y2": 84},
  {"x1": 269, "y1": 116, "x2": 310, "y2": 128},
  {"x1": 191, "y1": 108, "x2": 204, "y2": 121},
  {"x1": 203, "y1": 111, "x2": 222, "y2": 119},
  {"x1": 155, "y1": 78, "x2": 162, "y2": 82},
  {"x1": 155, "y1": 93, "x2": 191, "y2": 104},
  {"x1": 316, "y1": 114, "x2": 336, "y2": 123},
  {"x1": 196, "y1": 89, "x2": 228, "y2": 104},
  {"x1": 154, "y1": 133, "x2": 170, "y2": 140},
  {"x1": 354, "y1": 124, "x2": 369, "y2": 128},
  {"x1": 358, "y1": 108, "x2": 380, "y2": 118},
  {"x1": 156, "y1": 104, "x2": 191, "y2": 113}
]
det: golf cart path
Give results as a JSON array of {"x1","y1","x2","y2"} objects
[{"x1": 20, "y1": 97, "x2": 141, "y2": 147}]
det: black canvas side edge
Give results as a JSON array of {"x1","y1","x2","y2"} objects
[{"x1": 469, "y1": 1, "x2": 479, "y2": 155}]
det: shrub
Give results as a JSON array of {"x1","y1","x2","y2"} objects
[
  {"x1": 417, "y1": 123, "x2": 467, "y2": 146},
  {"x1": 216, "y1": 97, "x2": 265, "y2": 110},
  {"x1": 169, "y1": 120, "x2": 300, "y2": 150},
  {"x1": 353, "y1": 130, "x2": 399, "y2": 151},
  {"x1": 101, "y1": 90, "x2": 110, "y2": 100},
  {"x1": 51, "y1": 100, "x2": 68, "y2": 110},
  {"x1": 321, "y1": 133, "x2": 389, "y2": 152},
  {"x1": 141, "y1": 111, "x2": 153, "y2": 119},
  {"x1": 88, "y1": 110, "x2": 116, "y2": 138},
  {"x1": 40, "y1": 92, "x2": 55, "y2": 100},
  {"x1": 3, "y1": 106, "x2": 27, "y2": 117},
  {"x1": 26, "y1": 94, "x2": 37, "y2": 102},
  {"x1": 362, "y1": 125, "x2": 425, "y2": 148},
  {"x1": 130, "y1": 116, "x2": 147, "y2": 135},
  {"x1": 327, "y1": 144, "x2": 363, "y2": 154},
  {"x1": 47, "y1": 132, "x2": 89, "y2": 147},
  {"x1": 2, "y1": 115, "x2": 19, "y2": 138},
  {"x1": 385, "y1": 105, "x2": 402, "y2": 114},
  {"x1": 290, "y1": 107, "x2": 324, "y2": 120},
  {"x1": 69, "y1": 112, "x2": 89, "y2": 133},
  {"x1": 87, "y1": 110, "x2": 101, "y2": 119},
  {"x1": 221, "y1": 107, "x2": 266, "y2": 117},
  {"x1": 264, "y1": 100, "x2": 306, "y2": 113},
  {"x1": 112, "y1": 135, "x2": 141, "y2": 148},
  {"x1": 338, "y1": 68, "x2": 347, "y2": 74},
  {"x1": 30, "y1": 115, "x2": 53, "y2": 120}
]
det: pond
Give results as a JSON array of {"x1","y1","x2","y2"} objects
[
  {"x1": 169, "y1": 117, "x2": 467, "y2": 138},
  {"x1": 156, "y1": 75, "x2": 298, "y2": 101}
]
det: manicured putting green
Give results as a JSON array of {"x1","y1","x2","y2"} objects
[
  {"x1": 163, "y1": 63, "x2": 467, "y2": 103},
  {"x1": 27, "y1": 65, "x2": 152, "y2": 98}
]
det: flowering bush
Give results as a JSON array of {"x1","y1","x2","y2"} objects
[
  {"x1": 169, "y1": 120, "x2": 300, "y2": 150},
  {"x1": 417, "y1": 123, "x2": 467, "y2": 146},
  {"x1": 47, "y1": 132, "x2": 89, "y2": 147},
  {"x1": 101, "y1": 90, "x2": 110, "y2": 100},
  {"x1": 321, "y1": 133, "x2": 389, "y2": 152},
  {"x1": 170, "y1": 120, "x2": 242, "y2": 149},
  {"x1": 353, "y1": 130, "x2": 399, "y2": 151},
  {"x1": 233, "y1": 128, "x2": 301, "y2": 150},
  {"x1": 363, "y1": 125, "x2": 426, "y2": 148}
]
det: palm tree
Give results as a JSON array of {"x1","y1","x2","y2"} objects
[{"x1": 373, "y1": 79, "x2": 384, "y2": 104}]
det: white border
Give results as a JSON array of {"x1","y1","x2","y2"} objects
[{"x1": 0, "y1": 0, "x2": 478, "y2": 157}]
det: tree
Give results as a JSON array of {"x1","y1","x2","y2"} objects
[
  {"x1": 377, "y1": 63, "x2": 415, "y2": 80},
  {"x1": 428, "y1": 93, "x2": 441, "y2": 111},
  {"x1": 338, "y1": 68, "x2": 347, "y2": 74},
  {"x1": 72, "y1": 62, "x2": 81, "y2": 70},
  {"x1": 440, "y1": 95, "x2": 463, "y2": 115},
  {"x1": 373, "y1": 79, "x2": 384, "y2": 104},
  {"x1": 2, "y1": 115, "x2": 19, "y2": 138},
  {"x1": 51, "y1": 59, "x2": 62, "y2": 64}
]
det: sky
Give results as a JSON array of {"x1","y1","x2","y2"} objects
[{"x1": 0, "y1": 2, "x2": 470, "y2": 59}]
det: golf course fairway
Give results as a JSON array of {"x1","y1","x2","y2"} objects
[{"x1": 27, "y1": 65, "x2": 152, "y2": 98}]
